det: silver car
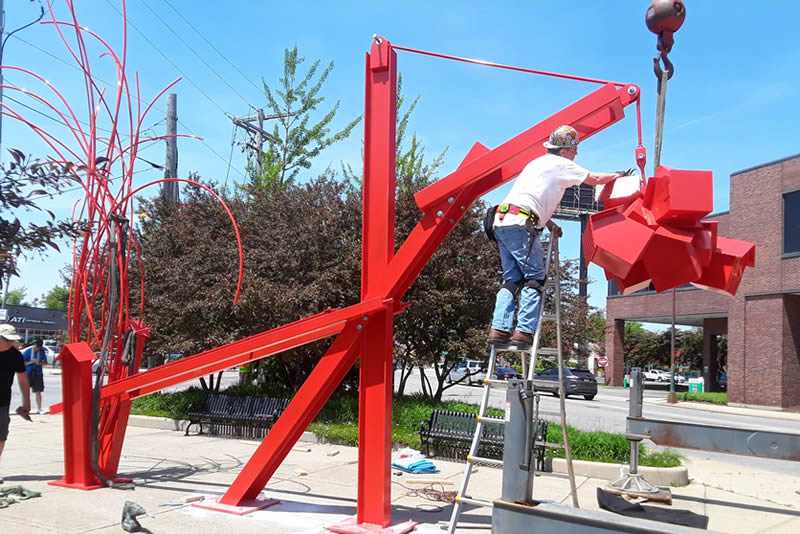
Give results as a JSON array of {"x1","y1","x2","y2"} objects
[{"x1": 447, "y1": 360, "x2": 486, "y2": 386}]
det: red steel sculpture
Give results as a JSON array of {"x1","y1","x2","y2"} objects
[{"x1": 5, "y1": 3, "x2": 755, "y2": 532}]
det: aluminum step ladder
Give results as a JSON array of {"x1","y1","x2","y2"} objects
[{"x1": 446, "y1": 233, "x2": 578, "y2": 534}]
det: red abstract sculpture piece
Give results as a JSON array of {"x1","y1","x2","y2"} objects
[{"x1": 584, "y1": 165, "x2": 755, "y2": 295}]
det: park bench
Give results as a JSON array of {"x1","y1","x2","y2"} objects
[
  {"x1": 185, "y1": 394, "x2": 290, "y2": 440},
  {"x1": 418, "y1": 409, "x2": 548, "y2": 470}
]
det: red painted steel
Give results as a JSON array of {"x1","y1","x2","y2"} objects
[
  {"x1": 645, "y1": 166, "x2": 713, "y2": 225},
  {"x1": 49, "y1": 343, "x2": 103, "y2": 490},
  {"x1": 52, "y1": 35, "x2": 658, "y2": 530},
  {"x1": 358, "y1": 38, "x2": 398, "y2": 527},
  {"x1": 414, "y1": 83, "x2": 639, "y2": 212},
  {"x1": 585, "y1": 166, "x2": 756, "y2": 295},
  {"x1": 221, "y1": 318, "x2": 368, "y2": 503}
]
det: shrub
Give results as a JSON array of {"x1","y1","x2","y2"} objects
[{"x1": 678, "y1": 392, "x2": 727, "y2": 405}]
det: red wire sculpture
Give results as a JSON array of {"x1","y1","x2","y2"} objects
[{"x1": 0, "y1": 0, "x2": 243, "y2": 485}]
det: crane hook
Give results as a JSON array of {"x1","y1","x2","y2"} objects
[{"x1": 646, "y1": 0, "x2": 686, "y2": 81}]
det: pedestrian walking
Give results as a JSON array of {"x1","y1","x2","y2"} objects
[
  {"x1": 0, "y1": 324, "x2": 31, "y2": 483},
  {"x1": 21, "y1": 339, "x2": 48, "y2": 414}
]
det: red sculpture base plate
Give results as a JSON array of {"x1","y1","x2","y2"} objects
[
  {"x1": 328, "y1": 516, "x2": 418, "y2": 533},
  {"x1": 49, "y1": 476, "x2": 133, "y2": 490},
  {"x1": 192, "y1": 496, "x2": 279, "y2": 516}
]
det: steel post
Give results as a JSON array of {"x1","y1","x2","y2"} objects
[
  {"x1": 356, "y1": 36, "x2": 398, "y2": 528},
  {"x1": 49, "y1": 343, "x2": 103, "y2": 490}
]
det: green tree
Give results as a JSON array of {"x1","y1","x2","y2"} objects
[
  {"x1": 0, "y1": 151, "x2": 81, "y2": 290},
  {"x1": 43, "y1": 285, "x2": 69, "y2": 311},
  {"x1": 5, "y1": 286, "x2": 27, "y2": 306},
  {"x1": 252, "y1": 46, "x2": 362, "y2": 188}
]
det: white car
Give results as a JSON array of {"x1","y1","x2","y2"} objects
[
  {"x1": 642, "y1": 369, "x2": 662, "y2": 381},
  {"x1": 447, "y1": 360, "x2": 486, "y2": 386}
]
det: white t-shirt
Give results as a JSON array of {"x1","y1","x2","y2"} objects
[{"x1": 494, "y1": 153, "x2": 589, "y2": 227}]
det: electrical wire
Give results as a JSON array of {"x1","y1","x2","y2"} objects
[
  {"x1": 137, "y1": 0, "x2": 255, "y2": 107},
  {"x1": 161, "y1": 0, "x2": 262, "y2": 93},
  {"x1": 101, "y1": 0, "x2": 229, "y2": 117},
  {"x1": 9, "y1": 34, "x2": 247, "y2": 179},
  {"x1": 2, "y1": 92, "x2": 164, "y2": 171}
]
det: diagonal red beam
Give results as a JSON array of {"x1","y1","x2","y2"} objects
[
  {"x1": 384, "y1": 84, "x2": 635, "y2": 301},
  {"x1": 413, "y1": 83, "x2": 637, "y2": 212},
  {"x1": 99, "y1": 297, "x2": 387, "y2": 399},
  {"x1": 221, "y1": 317, "x2": 367, "y2": 503}
]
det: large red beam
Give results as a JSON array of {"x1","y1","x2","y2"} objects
[
  {"x1": 101, "y1": 297, "x2": 387, "y2": 399},
  {"x1": 413, "y1": 83, "x2": 636, "y2": 212},
  {"x1": 221, "y1": 317, "x2": 367, "y2": 503},
  {"x1": 357, "y1": 38, "x2": 398, "y2": 527}
]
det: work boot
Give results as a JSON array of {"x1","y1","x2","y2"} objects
[
  {"x1": 488, "y1": 329, "x2": 511, "y2": 344},
  {"x1": 510, "y1": 331, "x2": 533, "y2": 346}
]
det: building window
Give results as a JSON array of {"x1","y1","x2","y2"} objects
[{"x1": 785, "y1": 190, "x2": 800, "y2": 255}]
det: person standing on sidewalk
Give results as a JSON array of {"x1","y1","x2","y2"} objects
[
  {"x1": 0, "y1": 324, "x2": 31, "y2": 483},
  {"x1": 488, "y1": 125, "x2": 626, "y2": 346},
  {"x1": 21, "y1": 339, "x2": 48, "y2": 415}
]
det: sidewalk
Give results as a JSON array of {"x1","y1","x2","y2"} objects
[{"x1": 0, "y1": 413, "x2": 798, "y2": 533}]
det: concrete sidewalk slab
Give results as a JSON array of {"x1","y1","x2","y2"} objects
[{"x1": 0, "y1": 414, "x2": 799, "y2": 533}]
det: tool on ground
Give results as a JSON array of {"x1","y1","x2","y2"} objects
[
  {"x1": 121, "y1": 500, "x2": 153, "y2": 532},
  {"x1": 447, "y1": 232, "x2": 578, "y2": 534},
  {"x1": 0, "y1": 485, "x2": 41, "y2": 508}
]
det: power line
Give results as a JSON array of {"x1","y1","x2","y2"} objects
[
  {"x1": 101, "y1": 0, "x2": 229, "y2": 117},
  {"x1": 138, "y1": 0, "x2": 255, "y2": 108},
  {"x1": 2, "y1": 90, "x2": 163, "y2": 169},
  {"x1": 162, "y1": 0, "x2": 262, "y2": 93},
  {"x1": 9, "y1": 35, "x2": 247, "y2": 179}
]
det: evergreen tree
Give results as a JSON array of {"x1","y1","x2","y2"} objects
[{"x1": 252, "y1": 46, "x2": 361, "y2": 188}]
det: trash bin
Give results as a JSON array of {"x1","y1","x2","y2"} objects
[{"x1": 688, "y1": 377, "x2": 704, "y2": 393}]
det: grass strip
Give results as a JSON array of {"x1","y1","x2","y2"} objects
[{"x1": 132, "y1": 389, "x2": 683, "y2": 467}]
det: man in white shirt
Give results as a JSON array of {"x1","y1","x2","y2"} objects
[{"x1": 489, "y1": 125, "x2": 624, "y2": 345}]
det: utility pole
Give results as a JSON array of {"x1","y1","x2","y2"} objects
[
  {"x1": 163, "y1": 93, "x2": 179, "y2": 202},
  {"x1": 229, "y1": 110, "x2": 293, "y2": 176}
]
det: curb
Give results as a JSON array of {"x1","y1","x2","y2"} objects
[{"x1": 548, "y1": 458, "x2": 689, "y2": 486}]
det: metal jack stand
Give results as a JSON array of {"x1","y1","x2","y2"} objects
[{"x1": 605, "y1": 368, "x2": 672, "y2": 503}]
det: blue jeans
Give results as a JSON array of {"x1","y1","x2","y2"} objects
[{"x1": 491, "y1": 225, "x2": 545, "y2": 334}]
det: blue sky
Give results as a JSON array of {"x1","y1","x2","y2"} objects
[{"x1": 4, "y1": 1, "x2": 799, "y2": 316}]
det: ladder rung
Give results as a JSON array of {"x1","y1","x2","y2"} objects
[
  {"x1": 468, "y1": 455, "x2": 504, "y2": 467},
  {"x1": 541, "y1": 313, "x2": 557, "y2": 322},
  {"x1": 535, "y1": 471, "x2": 571, "y2": 479},
  {"x1": 457, "y1": 495, "x2": 493, "y2": 508},
  {"x1": 485, "y1": 378, "x2": 509, "y2": 388},
  {"x1": 491, "y1": 343, "x2": 533, "y2": 352},
  {"x1": 476, "y1": 415, "x2": 506, "y2": 425},
  {"x1": 537, "y1": 347, "x2": 559, "y2": 356}
]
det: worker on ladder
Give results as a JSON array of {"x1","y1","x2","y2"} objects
[{"x1": 488, "y1": 125, "x2": 628, "y2": 345}]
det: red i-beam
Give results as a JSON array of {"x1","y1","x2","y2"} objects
[{"x1": 54, "y1": 36, "x2": 641, "y2": 531}]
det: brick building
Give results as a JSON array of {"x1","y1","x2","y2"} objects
[{"x1": 603, "y1": 154, "x2": 800, "y2": 409}]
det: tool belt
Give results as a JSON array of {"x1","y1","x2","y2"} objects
[
  {"x1": 497, "y1": 204, "x2": 541, "y2": 235},
  {"x1": 496, "y1": 204, "x2": 538, "y2": 223}
]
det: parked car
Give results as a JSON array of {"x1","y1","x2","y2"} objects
[
  {"x1": 448, "y1": 360, "x2": 486, "y2": 385},
  {"x1": 42, "y1": 339, "x2": 60, "y2": 365},
  {"x1": 642, "y1": 369, "x2": 663, "y2": 381},
  {"x1": 494, "y1": 366, "x2": 522, "y2": 380},
  {"x1": 534, "y1": 367, "x2": 597, "y2": 400}
]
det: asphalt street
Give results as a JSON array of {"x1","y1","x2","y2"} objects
[{"x1": 397, "y1": 368, "x2": 800, "y2": 478}]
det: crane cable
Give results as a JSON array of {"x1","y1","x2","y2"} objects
[{"x1": 646, "y1": 0, "x2": 686, "y2": 170}]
